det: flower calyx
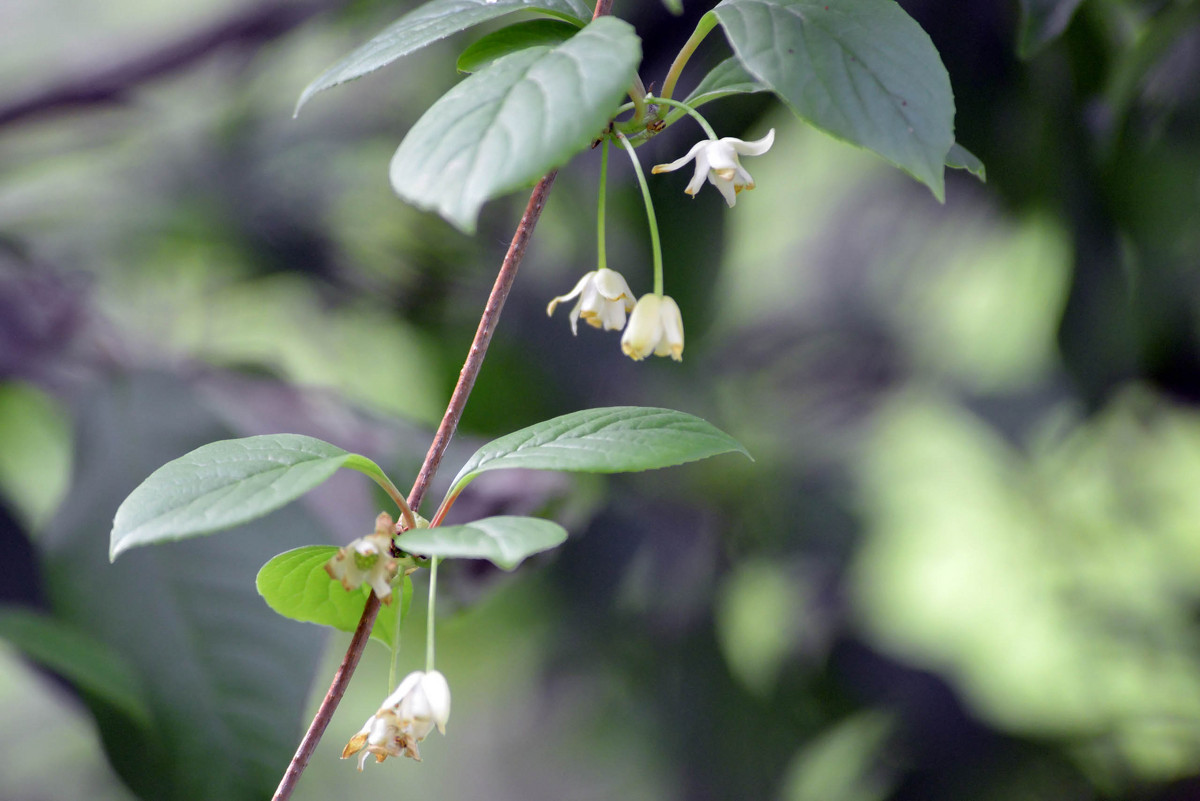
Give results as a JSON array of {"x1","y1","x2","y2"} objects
[
  {"x1": 342, "y1": 670, "x2": 452, "y2": 769},
  {"x1": 652, "y1": 129, "x2": 775, "y2": 207}
]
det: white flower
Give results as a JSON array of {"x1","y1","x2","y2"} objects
[
  {"x1": 547, "y1": 268, "x2": 637, "y2": 335},
  {"x1": 651, "y1": 129, "x2": 775, "y2": 207},
  {"x1": 620, "y1": 293, "x2": 684, "y2": 361},
  {"x1": 342, "y1": 670, "x2": 451, "y2": 768},
  {"x1": 324, "y1": 512, "x2": 398, "y2": 601}
]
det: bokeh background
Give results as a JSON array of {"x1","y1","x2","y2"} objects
[{"x1": 3, "y1": 0, "x2": 1200, "y2": 799}]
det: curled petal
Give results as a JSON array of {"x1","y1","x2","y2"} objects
[
  {"x1": 728, "y1": 128, "x2": 775, "y2": 156},
  {"x1": 650, "y1": 139, "x2": 707, "y2": 175},
  {"x1": 546, "y1": 271, "x2": 595, "y2": 324}
]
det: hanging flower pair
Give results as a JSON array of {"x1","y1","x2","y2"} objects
[
  {"x1": 547, "y1": 123, "x2": 772, "y2": 363},
  {"x1": 546, "y1": 269, "x2": 684, "y2": 362}
]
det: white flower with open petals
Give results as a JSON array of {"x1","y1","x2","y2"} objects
[
  {"x1": 324, "y1": 513, "x2": 398, "y2": 601},
  {"x1": 652, "y1": 129, "x2": 775, "y2": 207},
  {"x1": 547, "y1": 268, "x2": 637, "y2": 335},
  {"x1": 620, "y1": 293, "x2": 684, "y2": 362},
  {"x1": 342, "y1": 670, "x2": 451, "y2": 768}
]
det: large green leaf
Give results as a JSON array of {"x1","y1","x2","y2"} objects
[
  {"x1": 389, "y1": 15, "x2": 641, "y2": 232},
  {"x1": 448, "y1": 406, "x2": 750, "y2": 497},
  {"x1": 256, "y1": 546, "x2": 402, "y2": 647},
  {"x1": 711, "y1": 0, "x2": 955, "y2": 200},
  {"x1": 110, "y1": 434, "x2": 389, "y2": 560},
  {"x1": 396, "y1": 516, "x2": 568, "y2": 570},
  {"x1": 295, "y1": 0, "x2": 591, "y2": 114},
  {"x1": 457, "y1": 19, "x2": 580, "y2": 73},
  {"x1": 42, "y1": 371, "x2": 331, "y2": 801},
  {"x1": 0, "y1": 607, "x2": 151, "y2": 727}
]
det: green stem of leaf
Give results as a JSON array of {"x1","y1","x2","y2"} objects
[
  {"x1": 597, "y1": 138, "x2": 609, "y2": 271},
  {"x1": 661, "y1": 12, "x2": 718, "y2": 101},
  {"x1": 343, "y1": 455, "x2": 417, "y2": 531},
  {"x1": 425, "y1": 557, "x2": 439, "y2": 672},
  {"x1": 650, "y1": 96, "x2": 718, "y2": 140},
  {"x1": 628, "y1": 74, "x2": 648, "y2": 127},
  {"x1": 615, "y1": 132, "x2": 664, "y2": 297}
]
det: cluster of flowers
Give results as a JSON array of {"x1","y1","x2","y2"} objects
[{"x1": 548, "y1": 130, "x2": 774, "y2": 362}]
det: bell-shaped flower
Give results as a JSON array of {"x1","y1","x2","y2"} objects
[
  {"x1": 620, "y1": 293, "x2": 684, "y2": 362},
  {"x1": 324, "y1": 512, "x2": 398, "y2": 602},
  {"x1": 342, "y1": 670, "x2": 451, "y2": 768},
  {"x1": 651, "y1": 129, "x2": 775, "y2": 207},
  {"x1": 546, "y1": 268, "x2": 637, "y2": 335}
]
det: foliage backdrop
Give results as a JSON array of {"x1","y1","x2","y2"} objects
[{"x1": 2, "y1": 0, "x2": 1200, "y2": 799}]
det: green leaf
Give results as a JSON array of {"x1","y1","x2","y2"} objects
[
  {"x1": 43, "y1": 370, "x2": 332, "y2": 800},
  {"x1": 110, "y1": 434, "x2": 395, "y2": 561},
  {"x1": 0, "y1": 607, "x2": 151, "y2": 727},
  {"x1": 256, "y1": 546, "x2": 401, "y2": 647},
  {"x1": 1017, "y1": 0, "x2": 1086, "y2": 58},
  {"x1": 448, "y1": 406, "x2": 750, "y2": 497},
  {"x1": 457, "y1": 19, "x2": 579, "y2": 73},
  {"x1": 295, "y1": 0, "x2": 591, "y2": 114},
  {"x1": 663, "y1": 0, "x2": 684, "y2": 14},
  {"x1": 396, "y1": 516, "x2": 568, "y2": 570},
  {"x1": 711, "y1": 0, "x2": 956, "y2": 201},
  {"x1": 389, "y1": 15, "x2": 640, "y2": 233},
  {"x1": 945, "y1": 142, "x2": 986, "y2": 182},
  {"x1": 683, "y1": 56, "x2": 769, "y2": 109}
]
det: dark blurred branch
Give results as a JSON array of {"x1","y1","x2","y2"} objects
[{"x1": 0, "y1": 0, "x2": 336, "y2": 129}]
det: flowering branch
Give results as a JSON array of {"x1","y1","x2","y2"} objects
[
  {"x1": 268, "y1": 2, "x2": 618, "y2": 795},
  {"x1": 271, "y1": 170, "x2": 559, "y2": 800}
]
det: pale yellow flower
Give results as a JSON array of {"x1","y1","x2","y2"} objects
[
  {"x1": 547, "y1": 268, "x2": 637, "y2": 334},
  {"x1": 342, "y1": 670, "x2": 451, "y2": 768},
  {"x1": 652, "y1": 130, "x2": 775, "y2": 207},
  {"x1": 620, "y1": 293, "x2": 684, "y2": 361}
]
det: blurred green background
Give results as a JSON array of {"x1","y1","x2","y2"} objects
[{"x1": 2, "y1": 1, "x2": 1200, "y2": 799}]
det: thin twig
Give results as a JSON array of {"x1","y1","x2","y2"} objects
[
  {"x1": 271, "y1": 170, "x2": 558, "y2": 801},
  {"x1": 408, "y1": 172, "x2": 559, "y2": 514}
]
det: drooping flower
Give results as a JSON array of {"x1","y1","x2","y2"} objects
[
  {"x1": 547, "y1": 268, "x2": 637, "y2": 335},
  {"x1": 620, "y1": 293, "x2": 684, "y2": 361},
  {"x1": 324, "y1": 512, "x2": 398, "y2": 601},
  {"x1": 651, "y1": 129, "x2": 775, "y2": 207},
  {"x1": 342, "y1": 670, "x2": 452, "y2": 768}
]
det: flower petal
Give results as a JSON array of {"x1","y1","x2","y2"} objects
[
  {"x1": 593, "y1": 268, "x2": 634, "y2": 306},
  {"x1": 708, "y1": 171, "x2": 738, "y2": 207},
  {"x1": 728, "y1": 129, "x2": 775, "y2": 156},
  {"x1": 651, "y1": 139, "x2": 706, "y2": 175},
  {"x1": 684, "y1": 146, "x2": 711, "y2": 197},
  {"x1": 621, "y1": 294, "x2": 663, "y2": 361},
  {"x1": 657, "y1": 296, "x2": 685, "y2": 361},
  {"x1": 546, "y1": 271, "x2": 595, "y2": 318}
]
